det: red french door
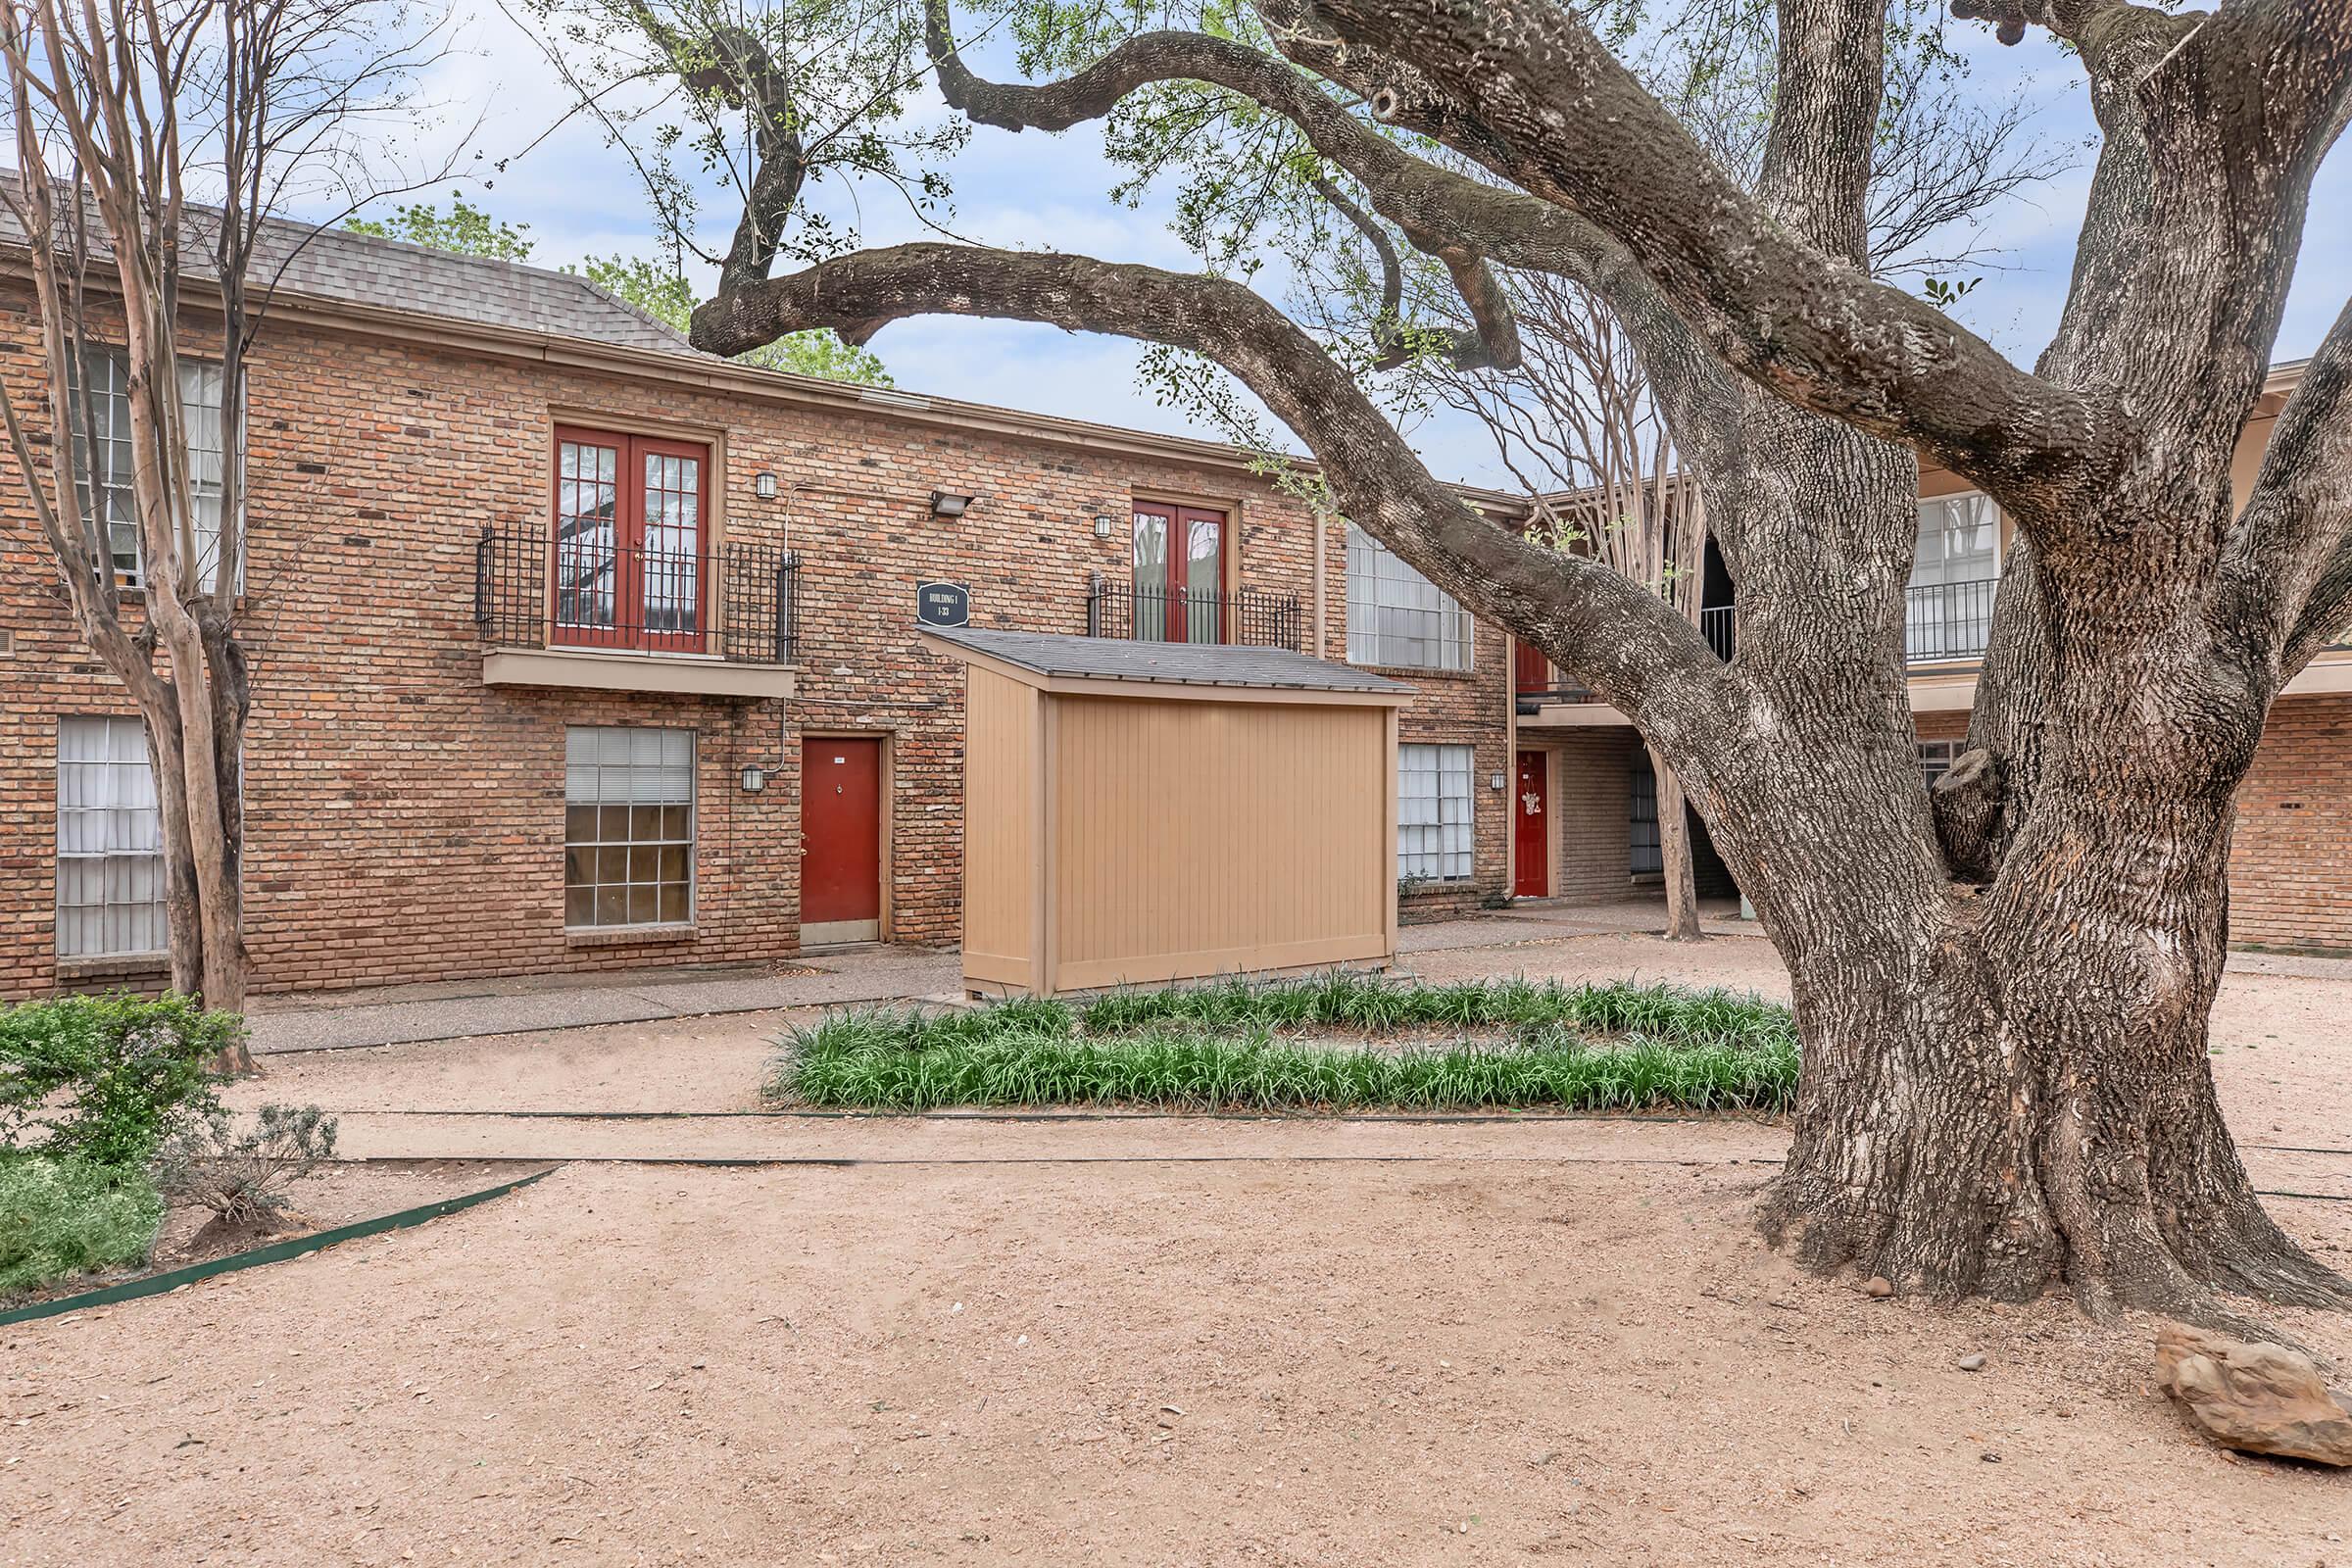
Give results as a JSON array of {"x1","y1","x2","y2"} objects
[
  {"x1": 551, "y1": 425, "x2": 709, "y2": 653},
  {"x1": 1131, "y1": 501, "x2": 1227, "y2": 643}
]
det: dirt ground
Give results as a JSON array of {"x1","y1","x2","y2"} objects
[{"x1": 6, "y1": 930, "x2": 2351, "y2": 1567}]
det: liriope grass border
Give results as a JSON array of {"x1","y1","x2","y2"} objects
[{"x1": 769, "y1": 975, "x2": 1798, "y2": 1115}]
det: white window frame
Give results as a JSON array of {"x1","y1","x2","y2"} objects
[
  {"x1": 1910, "y1": 491, "x2": 2001, "y2": 588},
  {"x1": 73, "y1": 348, "x2": 235, "y2": 588},
  {"x1": 1348, "y1": 524, "x2": 1473, "y2": 672},
  {"x1": 564, "y1": 726, "x2": 697, "y2": 930},
  {"x1": 1397, "y1": 742, "x2": 1475, "y2": 883},
  {"x1": 56, "y1": 715, "x2": 170, "y2": 960}
]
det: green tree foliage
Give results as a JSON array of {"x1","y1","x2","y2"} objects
[
  {"x1": 344, "y1": 197, "x2": 536, "y2": 261},
  {"x1": 574, "y1": 253, "x2": 893, "y2": 384}
]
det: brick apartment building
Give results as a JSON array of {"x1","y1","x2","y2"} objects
[
  {"x1": 1510, "y1": 361, "x2": 2352, "y2": 954},
  {"x1": 5, "y1": 222, "x2": 2345, "y2": 1003},
  {"x1": 1, "y1": 220, "x2": 1544, "y2": 1000}
]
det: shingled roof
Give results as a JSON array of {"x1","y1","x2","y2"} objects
[
  {"x1": 0, "y1": 185, "x2": 698, "y2": 357},
  {"x1": 921, "y1": 627, "x2": 1411, "y2": 696}
]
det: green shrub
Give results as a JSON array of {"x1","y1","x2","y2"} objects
[
  {"x1": 0, "y1": 1155, "x2": 165, "y2": 1296},
  {"x1": 0, "y1": 995, "x2": 234, "y2": 1165},
  {"x1": 769, "y1": 976, "x2": 1800, "y2": 1114}
]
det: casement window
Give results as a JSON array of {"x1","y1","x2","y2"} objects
[
  {"x1": 1348, "y1": 524, "x2": 1472, "y2": 671},
  {"x1": 73, "y1": 350, "x2": 230, "y2": 586},
  {"x1": 1129, "y1": 501, "x2": 1228, "y2": 644},
  {"x1": 1397, "y1": 742, "x2": 1475, "y2": 882},
  {"x1": 1917, "y1": 739, "x2": 1962, "y2": 788},
  {"x1": 56, "y1": 716, "x2": 169, "y2": 959},
  {"x1": 564, "y1": 726, "x2": 696, "y2": 928},
  {"x1": 1907, "y1": 492, "x2": 1999, "y2": 662},
  {"x1": 553, "y1": 427, "x2": 710, "y2": 653}
]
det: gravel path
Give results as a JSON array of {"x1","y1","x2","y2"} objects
[{"x1": 7, "y1": 1158, "x2": 2346, "y2": 1567}]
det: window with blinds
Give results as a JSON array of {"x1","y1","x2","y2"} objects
[
  {"x1": 564, "y1": 727, "x2": 696, "y2": 928},
  {"x1": 56, "y1": 716, "x2": 169, "y2": 958},
  {"x1": 1347, "y1": 525, "x2": 1472, "y2": 671},
  {"x1": 73, "y1": 350, "x2": 231, "y2": 586},
  {"x1": 1398, "y1": 743, "x2": 1475, "y2": 882}
]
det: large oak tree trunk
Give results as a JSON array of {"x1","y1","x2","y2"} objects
[{"x1": 1757, "y1": 681, "x2": 2347, "y2": 1315}]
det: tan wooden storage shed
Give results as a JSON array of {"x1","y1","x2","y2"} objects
[{"x1": 920, "y1": 628, "x2": 1411, "y2": 999}]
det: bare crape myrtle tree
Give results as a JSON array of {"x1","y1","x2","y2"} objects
[
  {"x1": 0, "y1": 0, "x2": 450, "y2": 1031},
  {"x1": 599, "y1": 0, "x2": 2352, "y2": 1321}
]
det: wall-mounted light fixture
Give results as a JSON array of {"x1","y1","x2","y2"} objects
[
  {"x1": 753, "y1": 471, "x2": 779, "y2": 500},
  {"x1": 741, "y1": 764, "x2": 767, "y2": 794},
  {"x1": 930, "y1": 490, "x2": 974, "y2": 519},
  {"x1": 1490, "y1": 772, "x2": 1508, "y2": 792},
  {"x1": 1094, "y1": 514, "x2": 1116, "y2": 539}
]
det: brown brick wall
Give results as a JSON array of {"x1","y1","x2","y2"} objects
[
  {"x1": 1543, "y1": 731, "x2": 1642, "y2": 902},
  {"x1": 2227, "y1": 695, "x2": 2352, "y2": 954},
  {"x1": 1311, "y1": 513, "x2": 1514, "y2": 919},
  {"x1": 0, "y1": 289, "x2": 1513, "y2": 997}
]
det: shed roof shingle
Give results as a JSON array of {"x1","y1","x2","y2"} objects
[{"x1": 922, "y1": 627, "x2": 1410, "y2": 695}]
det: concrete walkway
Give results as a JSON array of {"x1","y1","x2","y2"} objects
[
  {"x1": 244, "y1": 897, "x2": 2350, "y2": 1056},
  {"x1": 245, "y1": 903, "x2": 1769, "y2": 1055},
  {"x1": 246, "y1": 945, "x2": 960, "y2": 1054}
]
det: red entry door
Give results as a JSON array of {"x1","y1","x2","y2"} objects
[
  {"x1": 1513, "y1": 750, "x2": 1549, "y2": 898},
  {"x1": 802, "y1": 739, "x2": 882, "y2": 940}
]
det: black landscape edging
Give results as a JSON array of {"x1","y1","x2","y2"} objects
[{"x1": 0, "y1": 1166, "x2": 557, "y2": 1329}]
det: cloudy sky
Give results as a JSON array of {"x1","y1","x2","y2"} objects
[{"x1": 353, "y1": 10, "x2": 2352, "y2": 488}]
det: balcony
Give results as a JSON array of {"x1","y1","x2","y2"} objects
[
  {"x1": 1905, "y1": 579, "x2": 1996, "y2": 664},
  {"x1": 1084, "y1": 575, "x2": 1303, "y2": 652},
  {"x1": 473, "y1": 526, "x2": 798, "y2": 700},
  {"x1": 1514, "y1": 604, "x2": 1736, "y2": 715}
]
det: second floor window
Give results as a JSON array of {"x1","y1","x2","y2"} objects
[
  {"x1": 1912, "y1": 492, "x2": 1998, "y2": 587},
  {"x1": 1348, "y1": 524, "x2": 1472, "y2": 672},
  {"x1": 74, "y1": 350, "x2": 230, "y2": 586},
  {"x1": 554, "y1": 427, "x2": 710, "y2": 653}
]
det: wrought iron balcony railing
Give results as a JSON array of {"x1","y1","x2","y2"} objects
[
  {"x1": 1084, "y1": 574, "x2": 1303, "y2": 652},
  {"x1": 1904, "y1": 578, "x2": 1997, "y2": 664},
  {"x1": 474, "y1": 526, "x2": 797, "y2": 664}
]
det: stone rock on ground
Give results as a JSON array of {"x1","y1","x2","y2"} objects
[{"x1": 2154, "y1": 1321, "x2": 2352, "y2": 1466}]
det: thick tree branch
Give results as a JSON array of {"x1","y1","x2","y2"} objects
[
  {"x1": 1281, "y1": 0, "x2": 2123, "y2": 523},
  {"x1": 927, "y1": 5, "x2": 1537, "y2": 369},
  {"x1": 694, "y1": 243, "x2": 1749, "y2": 780},
  {"x1": 640, "y1": 5, "x2": 808, "y2": 293},
  {"x1": 1309, "y1": 174, "x2": 1514, "y2": 370},
  {"x1": 2238, "y1": 297, "x2": 2352, "y2": 673},
  {"x1": 1759, "y1": 0, "x2": 1884, "y2": 265},
  {"x1": 919, "y1": 2, "x2": 1743, "y2": 493}
]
